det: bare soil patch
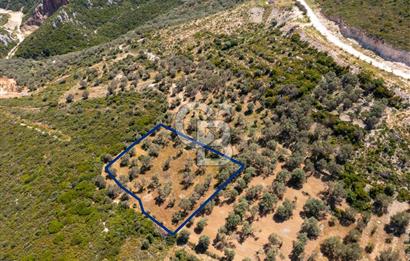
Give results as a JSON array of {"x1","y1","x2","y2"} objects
[
  {"x1": 0, "y1": 77, "x2": 28, "y2": 99},
  {"x1": 186, "y1": 171, "x2": 327, "y2": 260},
  {"x1": 249, "y1": 7, "x2": 265, "y2": 24}
]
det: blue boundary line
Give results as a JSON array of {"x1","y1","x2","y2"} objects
[{"x1": 105, "y1": 123, "x2": 245, "y2": 236}]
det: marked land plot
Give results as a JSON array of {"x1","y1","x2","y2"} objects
[{"x1": 105, "y1": 124, "x2": 244, "y2": 235}]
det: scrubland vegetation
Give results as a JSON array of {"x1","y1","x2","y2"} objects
[
  {"x1": 0, "y1": 1, "x2": 409, "y2": 260},
  {"x1": 15, "y1": 0, "x2": 245, "y2": 59},
  {"x1": 0, "y1": 0, "x2": 39, "y2": 12},
  {"x1": 0, "y1": 85, "x2": 170, "y2": 259}
]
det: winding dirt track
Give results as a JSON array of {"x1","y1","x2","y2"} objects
[
  {"x1": 297, "y1": 0, "x2": 410, "y2": 80},
  {"x1": 0, "y1": 106, "x2": 71, "y2": 142}
]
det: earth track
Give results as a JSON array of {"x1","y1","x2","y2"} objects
[{"x1": 297, "y1": 0, "x2": 410, "y2": 80}]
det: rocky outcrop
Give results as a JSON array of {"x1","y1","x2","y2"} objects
[
  {"x1": 43, "y1": 0, "x2": 69, "y2": 16},
  {"x1": 0, "y1": 33, "x2": 14, "y2": 46},
  {"x1": 26, "y1": 0, "x2": 69, "y2": 26},
  {"x1": 327, "y1": 16, "x2": 410, "y2": 66},
  {"x1": 25, "y1": 6, "x2": 45, "y2": 26}
]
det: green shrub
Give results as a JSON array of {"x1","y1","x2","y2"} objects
[{"x1": 48, "y1": 220, "x2": 63, "y2": 234}]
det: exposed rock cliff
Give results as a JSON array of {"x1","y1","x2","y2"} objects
[
  {"x1": 43, "y1": 0, "x2": 68, "y2": 16},
  {"x1": 26, "y1": 0, "x2": 68, "y2": 26},
  {"x1": 327, "y1": 16, "x2": 410, "y2": 66}
]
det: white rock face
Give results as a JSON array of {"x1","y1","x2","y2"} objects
[{"x1": 0, "y1": 8, "x2": 25, "y2": 58}]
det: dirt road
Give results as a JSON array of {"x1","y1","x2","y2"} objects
[{"x1": 296, "y1": 0, "x2": 410, "y2": 80}]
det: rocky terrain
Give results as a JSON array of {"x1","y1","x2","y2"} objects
[
  {"x1": 25, "y1": 0, "x2": 68, "y2": 26},
  {"x1": 325, "y1": 14, "x2": 410, "y2": 67},
  {"x1": 0, "y1": 8, "x2": 22, "y2": 58},
  {"x1": 0, "y1": 1, "x2": 66, "y2": 58}
]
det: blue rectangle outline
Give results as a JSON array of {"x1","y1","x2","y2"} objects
[{"x1": 105, "y1": 123, "x2": 245, "y2": 236}]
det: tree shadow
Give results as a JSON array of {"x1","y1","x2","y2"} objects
[{"x1": 273, "y1": 213, "x2": 287, "y2": 223}]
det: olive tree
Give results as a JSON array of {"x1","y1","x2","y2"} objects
[
  {"x1": 303, "y1": 198, "x2": 326, "y2": 220},
  {"x1": 274, "y1": 199, "x2": 295, "y2": 222},
  {"x1": 323, "y1": 181, "x2": 346, "y2": 209},
  {"x1": 344, "y1": 229, "x2": 361, "y2": 244},
  {"x1": 195, "y1": 218, "x2": 207, "y2": 234},
  {"x1": 139, "y1": 155, "x2": 152, "y2": 173},
  {"x1": 288, "y1": 168, "x2": 306, "y2": 189},
  {"x1": 177, "y1": 229, "x2": 190, "y2": 245},
  {"x1": 272, "y1": 181, "x2": 286, "y2": 199},
  {"x1": 265, "y1": 233, "x2": 282, "y2": 260},
  {"x1": 341, "y1": 243, "x2": 362, "y2": 261},
  {"x1": 376, "y1": 248, "x2": 400, "y2": 261},
  {"x1": 195, "y1": 235, "x2": 210, "y2": 253},
  {"x1": 386, "y1": 211, "x2": 410, "y2": 236},
  {"x1": 290, "y1": 233, "x2": 308, "y2": 261},
  {"x1": 223, "y1": 248, "x2": 235, "y2": 261},
  {"x1": 240, "y1": 221, "x2": 253, "y2": 241},
  {"x1": 225, "y1": 212, "x2": 241, "y2": 232},
  {"x1": 373, "y1": 194, "x2": 392, "y2": 216},
  {"x1": 301, "y1": 217, "x2": 320, "y2": 239},
  {"x1": 259, "y1": 192, "x2": 278, "y2": 215},
  {"x1": 156, "y1": 182, "x2": 172, "y2": 205},
  {"x1": 320, "y1": 236, "x2": 343, "y2": 260}
]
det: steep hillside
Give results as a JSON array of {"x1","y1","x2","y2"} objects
[
  {"x1": 0, "y1": 0, "x2": 40, "y2": 12},
  {"x1": 316, "y1": 0, "x2": 410, "y2": 52},
  {"x1": 25, "y1": 0, "x2": 69, "y2": 25},
  {"x1": 0, "y1": 0, "x2": 70, "y2": 59},
  {"x1": 15, "y1": 0, "x2": 244, "y2": 59}
]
